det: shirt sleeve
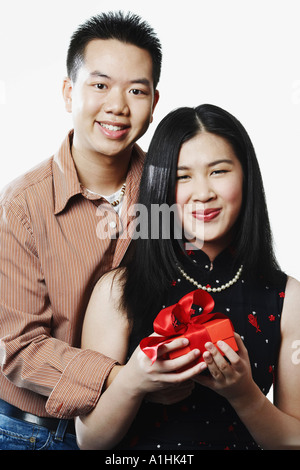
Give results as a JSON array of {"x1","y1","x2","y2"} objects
[
  {"x1": 0, "y1": 197, "x2": 116, "y2": 418},
  {"x1": 45, "y1": 349, "x2": 116, "y2": 418}
]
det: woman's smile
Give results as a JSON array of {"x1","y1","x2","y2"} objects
[{"x1": 191, "y1": 208, "x2": 222, "y2": 222}]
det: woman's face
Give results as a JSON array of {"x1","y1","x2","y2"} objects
[{"x1": 175, "y1": 132, "x2": 243, "y2": 260}]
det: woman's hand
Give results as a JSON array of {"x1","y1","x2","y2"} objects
[
  {"x1": 193, "y1": 333, "x2": 257, "y2": 403},
  {"x1": 122, "y1": 337, "x2": 205, "y2": 399},
  {"x1": 76, "y1": 337, "x2": 205, "y2": 450},
  {"x1": 145, "y1": 381, "x2": 195, "y2": 405}
]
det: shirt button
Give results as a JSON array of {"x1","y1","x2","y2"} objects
[{"x1": 109, "y1": 221, "x2": 117, "y2": 229}]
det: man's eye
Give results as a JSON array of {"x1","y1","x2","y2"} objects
[
  {"x1": 130, "y1": 89, "x2": 144, "y2": 95},
  {"x1": 95, "y1": 83, "x2": 107, "y2": 90}
]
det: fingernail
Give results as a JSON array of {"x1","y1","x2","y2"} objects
[
  {"x1": 203, "y1": 351, "x2": 211, "y2": 360},
  {"x1": 182, "y1": 338, "x2": 189, "y2": 345}
]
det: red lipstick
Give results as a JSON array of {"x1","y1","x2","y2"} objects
[{"x1": 192, "y1": 208, "x2": 221, "y2": 222}]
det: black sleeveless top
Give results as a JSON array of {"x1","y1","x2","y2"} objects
[{"x1": 116, "y1": 249, "x2": 287, "y2": 450}]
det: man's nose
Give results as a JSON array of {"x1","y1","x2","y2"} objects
[{"x1": 103, "y1": 88, "x2": 129, "y2": 116}]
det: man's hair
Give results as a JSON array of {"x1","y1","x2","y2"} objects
[{"x1": 66, "y1": 11, "x2": 162, "y2": 89}]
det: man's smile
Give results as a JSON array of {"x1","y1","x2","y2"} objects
[{"x1": 96, "y1": 121, "x2": 131, "y2": 139}]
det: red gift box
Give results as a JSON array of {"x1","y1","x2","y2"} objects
[
  {"x1": 168, "y1": 317, "x2": 238, "y2": 364},
  {"x1": 140, "y1": 289, "x2": 238, "y2": 366}
]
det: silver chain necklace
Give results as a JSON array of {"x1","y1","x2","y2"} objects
[{"x1": 177, "y1": 264, "x2": 243, "y2": 293}]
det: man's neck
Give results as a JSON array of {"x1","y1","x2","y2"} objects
[{"x1": 71, "y1": 145, "x2": 133, "y2": 196}]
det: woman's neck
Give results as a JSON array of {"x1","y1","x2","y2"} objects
[{"x1": 187, "y1": 238, "x2": 232, "y2": 265}]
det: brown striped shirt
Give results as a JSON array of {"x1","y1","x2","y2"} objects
[{"x1": 0, "y1": 131, "x2": 144, "y2": 419}]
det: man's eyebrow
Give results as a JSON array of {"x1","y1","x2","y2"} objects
[
  {"x1": 129, "y1": 78, "x2": 151, "y2": 87},
  {"x1": 89, "y1": 71, "x2": 111, "y2": 79}
]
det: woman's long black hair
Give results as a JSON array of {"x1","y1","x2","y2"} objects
[{"x1": 120, "y1": 104, "x2": 283, "y2": 332}]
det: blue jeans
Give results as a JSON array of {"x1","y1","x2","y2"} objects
[{"x1": 0, "y1": 413, "x2": 79, "y2": 450}]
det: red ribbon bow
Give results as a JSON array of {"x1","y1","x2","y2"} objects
[{"x1": 140, "y1": 289, "x2": 229, "y2": 364}]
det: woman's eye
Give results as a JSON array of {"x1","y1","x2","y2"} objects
[
  {"x1": 211, "y1": 169, "x2": 228, "y2": 175},
  {"x1": 176, "y1": 174, "x2": 190, "y2": 181}
]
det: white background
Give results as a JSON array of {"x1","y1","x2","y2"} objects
[{"x1": 0, "y1": 0, "x2": 300, "y2": 282}]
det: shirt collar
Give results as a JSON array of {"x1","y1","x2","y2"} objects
[
  {"x1": 53, "y1": 130, "x2": 82, "y2": 215},
  {"x1": 179, "y1": 246, "x2": 236, "y2": 273},
  {"x1": 52, "y1": 130, "x2": 145, "y2": 215}
]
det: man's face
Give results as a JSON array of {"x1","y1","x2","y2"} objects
[{"x1": 63, "y1": 39, "x2": 159, "y2": 161}]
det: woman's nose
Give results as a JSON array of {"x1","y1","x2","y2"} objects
[{"x1": 191, "y1": 178, "x2": 216, "y2": 203}]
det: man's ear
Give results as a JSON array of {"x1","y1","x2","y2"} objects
[
  {"x1": 150, "y1": 89, "x2": 160, "y2": 123},
  {"x1": 62, "y1": 77, "x2": 73, "y2": 113}
]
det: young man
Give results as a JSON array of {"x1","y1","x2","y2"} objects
[{"x1": 0, "y1": 11, "x2": 160, "y2": 450}]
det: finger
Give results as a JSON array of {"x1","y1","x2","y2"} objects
[
  {"x1": 216, "y1": 336, "x2": 249, "y2": 371},
  {"x1": 233, "y1": 333, "x2": 249, "y2": 359},
  {"x1": 157, "y1": 337, "x2": 190, "y2": 356},
  {"x1": 202, "y1": 351, "x2": 224, "y2": 380},
  {"x1": 156, "y1": 337, "x2": 202, "y2": 373},
  {"x1": 215, "y1": 340, "x2": 240, "y2": 366},
  {"x1": 203, "y1": 343, "x2": 229, "y2": 379},
  {"x1": 163, "y1": 358, "x2": 206, "y2": 383},
  {"x1": 159, "y1": 347, "x2": 201, "y2": 372}
]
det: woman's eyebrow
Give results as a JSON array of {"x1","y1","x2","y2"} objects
[
  {"x1": 177, "y1": 165, "x2": 191, "y2": 171},
  {"x1": 177, "y1": 159, "x2": 234, "y2": 171},
  {"x1": 207, "y1": 159, "x2": 234, "y2": 167}
]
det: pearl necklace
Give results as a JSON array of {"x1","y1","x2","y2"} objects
[{"x1": 178, "y1": 264, "x2": 243, "y2": 293}]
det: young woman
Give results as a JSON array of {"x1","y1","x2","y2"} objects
[{"x1": 75, "y1": 104, "x2": 300, "y2": 450}]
